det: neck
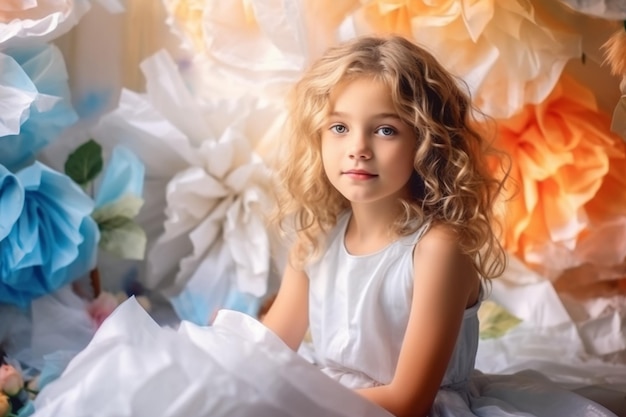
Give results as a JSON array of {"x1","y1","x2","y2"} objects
[{"x1": 344, "y1": 201, "x2": 405, "y2": 254}]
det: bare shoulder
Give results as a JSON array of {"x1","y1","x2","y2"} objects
[
  {"x1": 414, "y1": 223, "x2": 464, "y2": 258},
  {"x1": 412, "y1": 223, "x2": 479, "y2": 303}
]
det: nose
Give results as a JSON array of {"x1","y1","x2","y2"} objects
[{"x1": 348, "y1": 132, "x2": 372, "y2": 160}]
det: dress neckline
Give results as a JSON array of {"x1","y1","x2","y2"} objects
[{"x1": 340, "y1": 212, "x2": 427, "y2": 259}]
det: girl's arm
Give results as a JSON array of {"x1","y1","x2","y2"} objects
[
  {"x1": 356, "y1": 225, "x2": 480, "y2": 417},
  {"x1": 262, "y1": 260, "x2": 310, "y2": 351}
]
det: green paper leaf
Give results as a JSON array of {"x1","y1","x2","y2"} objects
[
  {"x1": 98, "y1": 215, "x2": 132, "y2": 231},
  {"x1": 64, "y1": 139, "x2": 103, "y2": 186},
  {"x1": 92, "y1": 194, "x2": 144, "y2": 224},
  {"x1": 98, "y1": 218, "x2": 146, "y2": 260},
  {"x1": 478, "y1": 300, "x2": 522, "y2": 340}
]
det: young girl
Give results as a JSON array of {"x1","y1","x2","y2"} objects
[
  {"x1": 27, "y1": 36, "x2": 619, "y2": 417},
  {"x1": 262, "y1": 36, "x2": 618, "y2": 417}
]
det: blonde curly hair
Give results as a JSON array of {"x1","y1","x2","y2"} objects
[{"x1": 274, "y1": 35, "x2": 508, "y2": 280}]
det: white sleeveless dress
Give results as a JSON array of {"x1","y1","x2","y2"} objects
[
  {"x1": 28, "y1": 212, "x2": 618, "y2": 417},
  {"x1": 307, "y1": 212, "x2": 618, "y2": 417}
]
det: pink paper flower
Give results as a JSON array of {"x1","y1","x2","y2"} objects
[
  {"x1": 0, "y1": 364, "x2": 23, "y2": 396},
  {"x1": 87, "y1": 292, "x2": 120, "y2": 328}
]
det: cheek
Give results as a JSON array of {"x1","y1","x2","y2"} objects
[
  {"x1": 389, "y1": 147, "x2": 416, "y2": 179},
  {"x1": 320, "y1": 139, "x2": 335, "y2": 168}
]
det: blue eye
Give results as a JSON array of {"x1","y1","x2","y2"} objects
[
  {"x1": 330, "y1": 124, "x2": 347, "y2": 134},
  {"x1": 377, "y1": 126, "x2": 396, "y2": 136}
]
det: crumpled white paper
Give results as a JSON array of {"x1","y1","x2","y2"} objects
[
  {"x1": 30, "y1": 297, "x2": 393, "y2": 417},
  {"x1": 476, "y1": 255, "x2": 626, "y2": 386}
]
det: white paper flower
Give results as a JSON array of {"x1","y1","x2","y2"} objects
[
  {"x1": 0, "y1": 0, "x2": 124, "y2": 49},
  {"x1": 152, "y1": 128, "x2": 273, "y2": 299},
  {"x1": 91, "y1": 50, "x2": 280, "y2": 317},
  {"x1": 347, "y1": 0, "x2": 582, "y2": 119},
  {"x1": 163, "y1": 0, "x2": 358, "y2": 100}
]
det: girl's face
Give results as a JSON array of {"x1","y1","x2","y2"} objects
[{"x1": 321, "y1": 77, "x2": 416, "y2": 208}]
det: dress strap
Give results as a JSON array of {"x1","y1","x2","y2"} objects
[{"x1": 410, "y1": 221, "x2": 431, "y2": 245}]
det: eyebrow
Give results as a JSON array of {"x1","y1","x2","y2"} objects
[{"x1": 328, "y1": 111, "x2": 402, "y2": 121}]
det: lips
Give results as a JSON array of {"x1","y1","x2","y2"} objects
[{"x1": 342, "y1": 169, "x2": 378, "y2": 180}]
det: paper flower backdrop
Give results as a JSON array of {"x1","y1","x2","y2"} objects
[
  {"x1": 493, "y1": 74, "x2": 626, "y2": 278},
  {"x1": 0, "y1": 162, "x2": 99, "y2": 308},
  {"x1": 154, "y1": 0, "x2": 626, "y2": 300},
  {"x1": 349, "y1": 0, "x2": 582, "y2": 119},
  {"x1": 0, "y1": 44, "x2": 77, "y2": 172}
]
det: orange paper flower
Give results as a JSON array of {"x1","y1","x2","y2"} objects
[{"x1": 493, "y1": 75, "x2": 626, "y2": 278}]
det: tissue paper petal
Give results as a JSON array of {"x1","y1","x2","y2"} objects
[
  {"x1": 351, "y1": 0, "x2": 581, "y2": 119},
  {"x1": 493, "y1": 75, "x2": 626, "y2": 277},
  {"x1": 167, "y1": 0, "x2": 307, "y2": 96},
  {"x1": 95, "y1": 146, "x2": 145, "y2": 208},
  {"x1": 0, "y1": 165, "x2": 24, "y2": 240},
  {"x1": 0, "y1": 44, "x2": 78, "y2": 172},
  {"x1": 0, "y1": 52, "x2": 38, "y2": 136},
  {"x1": 0, "y1": 0, "x2": 91, "y2": 48},
  {"x1": 164, "y1": 0, "x2": 359, "y2": 99},
  {"x1": 0, "y1": 162, "x2": 99, "y2": 308}
]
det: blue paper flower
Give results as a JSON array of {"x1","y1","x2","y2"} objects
[
  {"x1": 0, "y1": 44, "x2": 78, "y2": 172},
  {"x1": 0, "y1": 163, "x2": 99, "y2": 308}
]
